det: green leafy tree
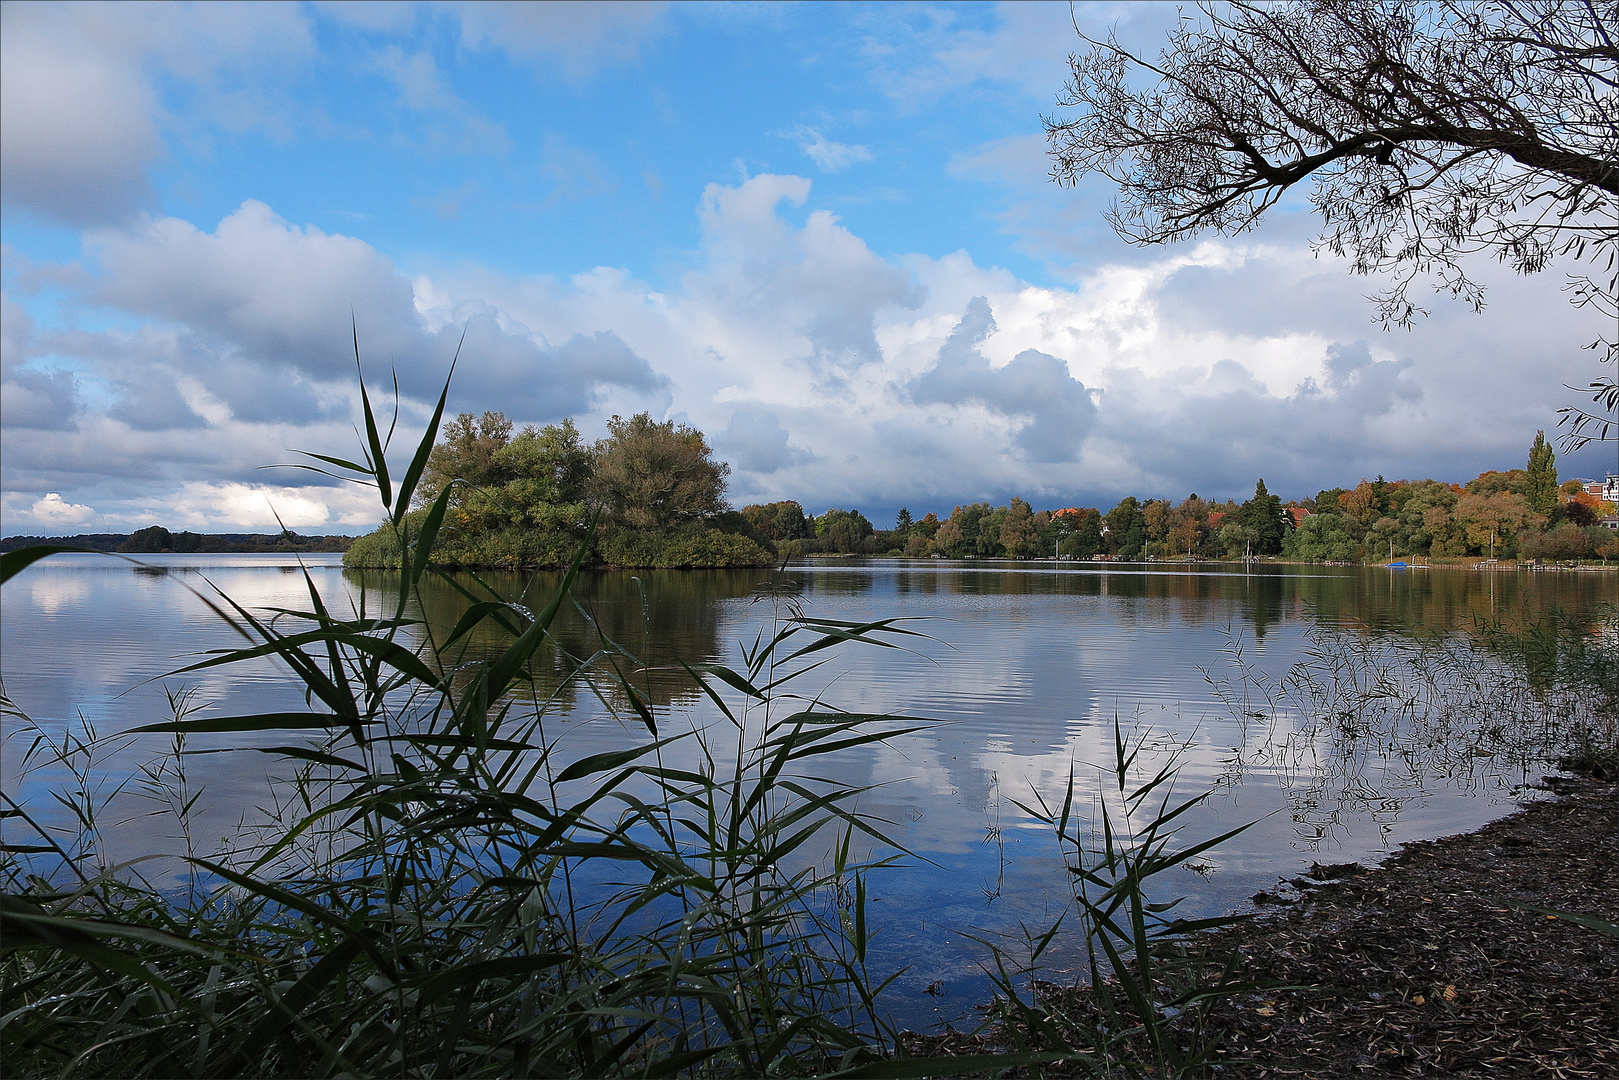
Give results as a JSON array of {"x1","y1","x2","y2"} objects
[
  {"x1": 1283, "y1": 513, "x2": 1361, "y2": 562},
  {"x1": 1525, "y1": 430, "x2": 1561, "y2": 519},
  {"x1": 1105, "y1": 496, "x2": 1147, "y2": 560},
  {"x1": 976, "y1": 505, "x2": 1008, "y2": 557},
  {"x1": 1031, "y1": 508, "x2": 1057, "y2": 557},
  {"x1": 1313, "y1": 488, "x2": 1348, "y2": 514},
  {"x1": 418, "y1": 411, "x2": 515, "y2": 506},
  {"x1": 742, "y1": 501, "x2": 811, "y2": 543},
  {"x1": 1220, "y1": 521, "x2": 1258, "y2": 560},
  {"x1": 1054, "y1": 507, "x2": 1104, "y2": 558},
  {"x1": 467, "y1": 419, "x2": 593, "y2": 532},
  {"x1": 119, "y1": 525, "x2": 176, "y2": 553},
  {"x1": 815, "y1": 508, "x2": 875, "y2": 553},
  {"x1": 1392, "y1": 479, "x2": 1463, "y2": 555},
  {"x1": 592, "y1": 413, "x2": 730, "y2": 530}
]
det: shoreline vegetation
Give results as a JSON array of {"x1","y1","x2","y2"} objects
[{"x1": 344, "y1": 420, "x2": 1619, "y2": 570}]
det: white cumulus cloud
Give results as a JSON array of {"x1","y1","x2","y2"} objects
[{"x1": 28, "y1": 493, "x2": 96, "y2": 526}]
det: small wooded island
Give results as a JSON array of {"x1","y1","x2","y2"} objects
[{"x1": 344, "y1": 411, "x2": 777, "y2": 569}]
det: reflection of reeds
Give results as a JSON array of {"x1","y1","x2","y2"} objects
[
  {"x1": 1204, "y1": 608, "x2": 1618, "y2": 846},
  {"x1": 3, "y1": 356, "x2": 1090, "y2": 1078},
  {"x1": 976, "y1": 721, "x2": 1259, "y2": 1077}
]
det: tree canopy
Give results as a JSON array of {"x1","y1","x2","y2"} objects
[
  {"x1": 355, "y1": 410, "x2": 767, "y2": 569},
  {"x1": 591, "y1": 413, "x2": 730, "y2": 531},
  {"x1": 1047, "y1": 0, "x2": 1616, "y2": 321},
  {"x1": 1046, "y1": 1, "x2": 1617, "y2": 446}
]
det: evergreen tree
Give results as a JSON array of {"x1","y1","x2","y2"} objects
[
  {"x1": 1525, "y1": 430, "x2": 1561, "y2": 519},
  {"x1": 894, "y1": 507, "x2": 914, "y2": 538},
  {"x1": 1238, "y1": 479, "x2": 1289, "y2": 555}
]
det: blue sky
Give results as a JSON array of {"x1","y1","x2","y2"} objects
[{"x1": 3, "y1": 1, "x2": 1611, "y2": 534}]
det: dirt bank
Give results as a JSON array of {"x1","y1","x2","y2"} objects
[
  {"x1": 904, "y1": 775, "x2": 1618, "y2": 1077},
  {"x1": 1190, "y1": 774, "x2": 1618, "y2": 1077}
]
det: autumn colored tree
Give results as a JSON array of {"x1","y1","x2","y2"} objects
[
  {"x1": 1165, "y1": 494, "x2": 1211, "y2": 556},
  {"x1": 591, "y1": 413, "x2": 730, "y2": 530},
  {"x1": 935, "y1": 503, "x2": 990, "y2": 558},
  {"x1": 1465, "y1": 469, "x2": 1528, "y2": 496},
  {"x1": 1453, "y1": 492, "x2": 1542, "y2": 557},
  {"x1": 999, "y1": 497, "x2": 1039, "y2": 557}
]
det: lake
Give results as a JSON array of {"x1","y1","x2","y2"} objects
[{"x1": 2, "y1": 552, "x2": 1613, "y2": 1026}]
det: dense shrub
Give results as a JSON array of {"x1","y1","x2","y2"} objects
[
  {"x1": 345, "y1": 515, "x2": 774, "y2": 569},
  {"x1": 1519, "y1": 522, "x2": 1605, "y2": 560}
]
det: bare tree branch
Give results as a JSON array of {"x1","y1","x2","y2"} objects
[{"x1": 1047, "y1": 0, "x2": 1617, "y2": 446}]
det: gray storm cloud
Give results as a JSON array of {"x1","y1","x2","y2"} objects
[
  {"x1": 910, "y1": 296, "x2": 1097, "y2": 463},
  {"x1": 1091, "y1": 342, "x2": 1425, "y2": 497},
  {"x1": 717, "y1": 411, "x2": 817, "y2": 475}
]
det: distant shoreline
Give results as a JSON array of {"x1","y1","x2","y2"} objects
[
  {"x1": 7, "y1": 537, "x2": 1613, "y2": 571},
  {"x1": 0, "y1": 531, "x2": 356, "y2": 554}
]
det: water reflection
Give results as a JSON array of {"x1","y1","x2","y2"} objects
[
  {"x1": 2, "y1": 553, "x2": 1612, "y2": 1024},
  {"x1": 343, "y1": 566, "x2": 771, "y2": 711}
]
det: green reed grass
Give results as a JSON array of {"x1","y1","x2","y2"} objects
[
  {"x1": 1, "y1": 348, "x2": 1092, "y2": 1079},
  {"x1": 957, "y1": 722, "x2": 1259, "y2": 1079}
]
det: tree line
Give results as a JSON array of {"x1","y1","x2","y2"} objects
[
  {"x1": 348, "y1": 415, "x2": 1617, "y2": 569},
  {"x1": 750, "y1": 433, "x2": 1617, "y2": 564},
  {"x1": 0, "y1": 528, "x2": 355, "y2": 555}
]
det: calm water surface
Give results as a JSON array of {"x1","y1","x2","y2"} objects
[{"x1": 3, "y1": 553, "x2": 1613, "y2": 1025}]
